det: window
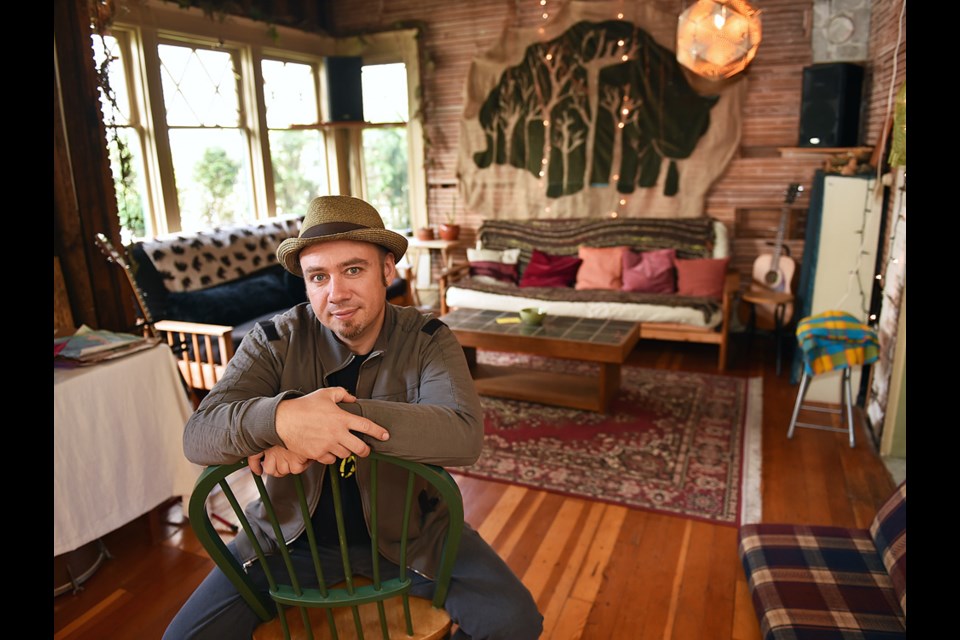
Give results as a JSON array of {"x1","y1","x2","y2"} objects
[
  {"x1": 94, "y1": 4, "x2": 424, "y2": 240},
  {"x1": 262, "y1": 58, "x2": 330, "y2": 217},
  {"x1": 360, "y1": 63, "x2": 409, "y2": 232},
  {"x1": 158, "y1": 41, "x2": 254, "y2": 231},
  {"x1": 92, "y1": 32, "x2": 149, "y2": 244}
]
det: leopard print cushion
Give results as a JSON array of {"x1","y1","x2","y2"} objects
[{"x1": 140, "y1": 217, "x2": 302, "y2": 293}]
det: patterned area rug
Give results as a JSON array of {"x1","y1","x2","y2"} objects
[{"x1": 458, "y1": 351, "x2": 763, "y2": 526}]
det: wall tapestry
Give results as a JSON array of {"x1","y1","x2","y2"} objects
[{"x1": 459, "y1": 1, "x2": 746, "y2": 220}]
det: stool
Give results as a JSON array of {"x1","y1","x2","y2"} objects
[{"x1": 787, "y1": 311, "x2": 879, "y2": 448}]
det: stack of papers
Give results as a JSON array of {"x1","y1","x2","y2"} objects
[{"x1": 55, "y1": 325, "x2": 161, "y2": 366}]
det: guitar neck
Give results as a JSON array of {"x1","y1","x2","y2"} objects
[{"x1": 95, "y1": 234, "x2": 157, "y2": 333}]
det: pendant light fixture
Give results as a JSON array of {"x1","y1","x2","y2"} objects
[{"x1": 676, "y1": 0, "x2": 762, "y2": 81}]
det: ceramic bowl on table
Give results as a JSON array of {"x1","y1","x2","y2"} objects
[{"x1": 519, "y1": 307, "x2": 547, "y2": 326}]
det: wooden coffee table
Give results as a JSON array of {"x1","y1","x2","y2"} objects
[{"x1": 442, "y1": 308, "x2": 640, "y2": 413}]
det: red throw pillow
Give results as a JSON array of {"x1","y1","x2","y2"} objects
[
  {"x1": 575, "y1": 245, "x2": 629, "y2": 290},
  {"x1": 675, "y1": 257, "x2": 729, "y2": 299},
  {"x1": 621, "y1": 248, "x2": 677, "y2": 293},
  {"x1": 519, "y1": 250, "x2": 582, "y2": 288}
]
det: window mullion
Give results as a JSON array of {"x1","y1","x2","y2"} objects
[{"x1": 242, "y1": 45, "x2": 274, "y2": 220}]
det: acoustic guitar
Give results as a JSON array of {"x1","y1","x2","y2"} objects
[
  {"x1": 748, "y1": 183, "x2": 802, "y2": 329},
  {"x1": 94, "y1": 233, "x2": 158, "y2": 338}
]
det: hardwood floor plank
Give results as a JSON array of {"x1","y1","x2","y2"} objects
[
  {"x1": 54, "y1": 589, "x2": 128, "y2": 640},
  {"x1": 523, "y1": 499, "x2": 584, "y2": 602},
  {"x1": 474, "y1": 483, "x2": 529, "y2": 543},
  {"x1": 568, "y1": 504, "x2": 627, "y2": 603},
  {"x1": 539, "y1": 501, "x2": 607, "y2": 639}
]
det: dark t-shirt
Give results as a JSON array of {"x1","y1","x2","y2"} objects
[{"x1": 310, "y1": 353, "x2": 372, "y2": 547}]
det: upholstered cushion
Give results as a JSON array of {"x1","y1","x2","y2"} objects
[
  {"x1": 519, "y1": 250, "x2": 582, "y2": 288},
  {"x1": 575, "y1": 245, "x2": 628, "y2": 290},
  {"x1": 676, "y1": 257, "x2": 729, "y2": 299},
  {"x1": 165, "y1": 265, "x2": 302, "y2": 326},
  {"x1": 467, "y1": 247, "x2": 520, "y2": 285},
  {"x1": 622, "y1": 248, "x2": 677, "y2": 294},
  {"x1": 869, "y1": 482, "x2": 907, "y2": 618},
  {"x1": 138, "y1": 217, "x2": 302, "y2": 293},
  {"x1": 739, "y1": 523, "x2": 906, "y2": 639}
]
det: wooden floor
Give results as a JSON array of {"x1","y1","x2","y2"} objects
[{"x1": 53, "y1": 332, "x2": 898, "y2": 639}]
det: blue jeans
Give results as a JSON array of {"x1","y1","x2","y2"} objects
[{"x1": 163, "y1": 524, "x2": 542, "y2": 639}]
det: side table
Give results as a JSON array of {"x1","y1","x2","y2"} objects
[
  {"x1": 742, "y1": 287, "x2": 795, "y2": 375},
  {"x1": 406, "y1": 237, "x2": 466, "y2": 308}
]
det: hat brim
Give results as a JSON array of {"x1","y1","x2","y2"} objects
[{"x1": 277, "y1": 228, "x2": 408, "y2": 276}]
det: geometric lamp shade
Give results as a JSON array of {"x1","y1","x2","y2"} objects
[{"x1": 677, "y1": 0, "x2": 762, "y2": 81}]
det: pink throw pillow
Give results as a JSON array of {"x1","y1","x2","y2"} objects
[
  {"x1": 519, "y1": 250, "x2": 582, "y2": 288},
  {"x1": 621, "y1": 249, "x2": 677, "y2": 294},
  {"x1": 575, "y1": 246, "x2": 629, "y2": 290},
  {"x1": 675, "y1": 257, "x2": 730, "y2": 299}
]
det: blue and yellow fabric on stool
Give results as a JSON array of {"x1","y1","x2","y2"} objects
[{"x1": 788, "y1": 311, "x2": 879, "y2": 447}]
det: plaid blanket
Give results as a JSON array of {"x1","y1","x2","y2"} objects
[{"x1": 796, "y1": 311, "x2": 879, "y2": 376}]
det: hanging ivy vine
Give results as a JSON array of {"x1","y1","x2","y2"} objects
[{"x1": 90, "y1": 0, "x2": 145, "y2": 240}]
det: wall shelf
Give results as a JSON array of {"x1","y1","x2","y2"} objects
[{"x1": 777, "y1": 146, "x2": 873, "y2": 158}]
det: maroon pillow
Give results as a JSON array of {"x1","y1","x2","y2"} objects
[
  {"x1": 675, "y1": 257, "x2": 730, "y2": 299},
  {"x1": 621, "y1": 249, "x2": 677, "y2": 293},
  {"x1": 519, "y1": 250, "x2": 582, "y2": 288}
]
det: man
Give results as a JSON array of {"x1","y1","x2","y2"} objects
[{"x1": 164, "y1": 195, "x2": 543, "y2": 639}]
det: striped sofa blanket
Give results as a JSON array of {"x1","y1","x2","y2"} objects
[{"x1": 795, "y1": 310, "x2": 879, "y2": 376}]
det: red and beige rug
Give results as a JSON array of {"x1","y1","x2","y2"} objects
[{"x1": 458, "y1": 351, "x2": 763, "y2": 526}]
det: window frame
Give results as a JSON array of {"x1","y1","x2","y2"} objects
[{"x1": 107, "y1": 0, "x2": 426, "y2": 237}]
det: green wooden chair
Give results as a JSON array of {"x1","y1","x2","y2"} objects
[{"x1": 188, "y1": 452, "x2": 464, "y2": 640}]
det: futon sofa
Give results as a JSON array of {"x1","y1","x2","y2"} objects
[
  {"x1": 739, "y1": 481, "x2": 906, "y2": 639},
  {"x1": 126, "y1": 216, "x2": 411, "y2": 390},
  {"x1": 440, "y1": 216, "x2": 738, "y2": 370}
]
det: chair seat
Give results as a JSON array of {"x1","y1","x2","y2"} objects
[
  {"x1": 739, "y1": 523, "x2": 905, "y2": 639},
  {"x1": 253, "y1": 577, "x2": 451, "y2": 640}
]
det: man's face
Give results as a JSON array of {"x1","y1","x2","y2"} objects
[{"x1": 299, "y1": 239, "x2": 396, "y2": 354}]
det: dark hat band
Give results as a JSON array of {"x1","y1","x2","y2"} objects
[{"x1": 300, "y1": 221, "x2": 369, "y2": 239}]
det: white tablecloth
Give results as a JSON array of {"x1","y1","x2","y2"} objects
[{"x1": 54, "y1": 344, "x2": 201, "y2": 556}]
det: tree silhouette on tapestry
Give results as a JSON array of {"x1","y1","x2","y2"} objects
[{"x1": 472, "y1": 20, "x2": 718, "y2": 198}]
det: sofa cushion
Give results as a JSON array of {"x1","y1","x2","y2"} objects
[
  {"x1": 467, "y1": 247, "x2": 520, "y2": 285},
  {"x1": 869, "y1": 482, "x2": 906, "y2": 617},
  {"x1": 739, "y1": 523, "x2": 906, "y2": 639},
  {"x1": 165, "y1": 265, "x2": 303, "y2": 326},
  {"x1": 676, "y1": 257, "x2": 729, "y2": 299},
  {"x1": 575, "y1": 246, "x2": 628, "y2": 290},
  {"x1": 138, "y1": 217, "x2": 301, "y2": 293},
  {"x1": 622, "y1": 248, "x2": 677, "y2": 294},
  {"x1": 519, "y1": 250, "x2": 582, "y2": 288}
]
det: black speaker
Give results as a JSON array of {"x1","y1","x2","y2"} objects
[
  {"x1": 798, "y1": 63, "x2": 864, "y2": 148},
  {"x1": 325, "y1": 56, "x2": 364, "y2": 122}
]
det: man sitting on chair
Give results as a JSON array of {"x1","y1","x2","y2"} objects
[{"x1": 164, "y1": 196, "x2": 543, "y2": 639}]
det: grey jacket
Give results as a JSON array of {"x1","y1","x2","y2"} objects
[{"x1": 182, "y1": 303, "x2": 485, "y2": 577}]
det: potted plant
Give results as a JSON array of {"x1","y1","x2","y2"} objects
[
  {"x1": 415, "y1": 226, "x2": 435, "y2": 241},
  {"x1": 438, "y1": 184, "x2": 461, "y2": 241}
]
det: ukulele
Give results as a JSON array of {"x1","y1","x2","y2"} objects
[
  {"x1": 749, "y1": 183, "x2": 802, "y2": 329},
  {"x1": 94, "y1": 233, "x2": 158, "y2": 338}
]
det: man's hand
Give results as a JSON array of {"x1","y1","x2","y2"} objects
[
  {"x1": 248, "y1": 446, "x2": 312, "y2": 477},
  {"x1": 275, "y1": 386, "x2": 390, "y2": 465}
]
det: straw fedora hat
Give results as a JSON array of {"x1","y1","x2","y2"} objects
[{"x1": 277, "y1": 196, "x2": 408, "y2": 276}]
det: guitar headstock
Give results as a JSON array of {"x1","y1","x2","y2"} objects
[
  {"x1": 784, "y1": 183, "x2": 803, "y2": 205},
  {"x1": 95, "y1": 233, "x2": 129, "y2": 269}
]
